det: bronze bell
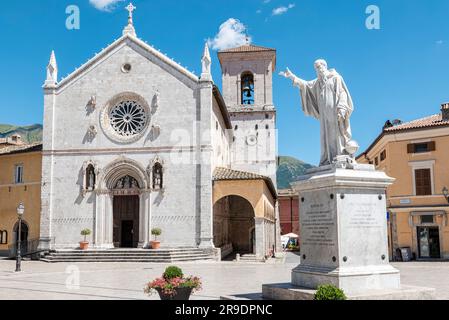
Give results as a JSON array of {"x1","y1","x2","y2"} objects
[{"x1": 243, "y1": 86, "x2": 252, "y2": 97}]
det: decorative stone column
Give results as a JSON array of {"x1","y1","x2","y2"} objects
[
  {"x1": 138, "y1": 191, "x2": 151, "y2": 248},
  {"x1": 255, "y1": 217, "x2": 266, "y2": 259}
]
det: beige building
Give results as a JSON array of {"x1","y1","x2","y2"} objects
[
  {"x1": 358, "y1": 103, "x2": 449, "y2": 260},
  {"x1": 0, "y1": 143, "x2": 42, "y2": 256}
]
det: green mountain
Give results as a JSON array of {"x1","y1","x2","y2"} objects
[
  {"x1": 277, "y1": 156, "x2": 314, "y2": 189},
  {"x1": 0, "y1": 124, "x2": 43, "y2": 144}
]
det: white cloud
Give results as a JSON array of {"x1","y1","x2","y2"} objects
[
  {"x1": 89, "y1": 0, "x2": 125, "y2": 12},
  {"x1": 272, "y1": 3, "x2": 295, "y2": 16},
  {"x1": 436, "y1": 40, "x2": 444, "y2": 45},
  {"x1": 208, "y1": 18, "x2": 251, "y2": 51}
]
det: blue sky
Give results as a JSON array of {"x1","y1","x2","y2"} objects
[{"x1": 1, "y1": 0, "x2": 449, "y2": 165}]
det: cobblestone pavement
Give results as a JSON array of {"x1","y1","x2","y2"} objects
[{"x1": 0, "y1": 255, "x2": 447, "y2": 300}]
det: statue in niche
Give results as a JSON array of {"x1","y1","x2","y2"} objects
[
  {"x1": 86, "y1": 165, "x2": 96, "y2": 190},
  {"x1": 152, "y1": 163, "x2": 163, "y2": 190}
]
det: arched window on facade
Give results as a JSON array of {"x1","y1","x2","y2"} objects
[
  {"x1": 86, "y1": 164, "x2": 96, "y2": 190},
  {"x1": 241, "y1": 72, "x2": 255, "y2": 105},
  {"x1": 152, "y1": 163, "x2": 163, "y2": 190}
]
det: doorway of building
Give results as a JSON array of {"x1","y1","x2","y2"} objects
[
  {"x1": 113, "y1": 196, "x2": 139, "y2": 248},
  {"x1": 417, "y1": 227, "x2": 440, "y2": 259}
]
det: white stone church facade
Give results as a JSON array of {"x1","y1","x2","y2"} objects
[{"x1": 39, "y1": 11, "x2": 280, "y2": 260}]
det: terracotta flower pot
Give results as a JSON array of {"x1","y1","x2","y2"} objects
[
  {"x1": 156, "y1": 287, "x2": 193, "y2": 301},
  {"x1": 79, "y1": 241, "x2": 89, "y2": 250},
  {"x1": 150, "y1": 241, "x2": 161, "y2": 249}
]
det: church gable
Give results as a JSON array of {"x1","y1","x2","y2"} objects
[{"x1": 55, "y1": 35, "x2": 199, "y2": 93}]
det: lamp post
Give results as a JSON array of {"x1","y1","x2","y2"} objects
[
  {"x1": 443, "y1": 187, "x2": 449, "y2": 204},
  {"x1": 15, "y1": 203, "x2": 24, "y2": 273}
]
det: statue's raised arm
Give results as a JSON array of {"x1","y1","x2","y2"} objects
[{"x1": 279, "y1": 67, "x2": 307, "y2": 87}]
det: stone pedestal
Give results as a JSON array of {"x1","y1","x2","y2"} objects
[{"x1": 291, "y1": 164, "x2": 400, "y2": 295}]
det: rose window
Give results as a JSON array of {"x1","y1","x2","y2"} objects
[{"x1": 109, "y1": 100, "x2": 147, "y2": 137}]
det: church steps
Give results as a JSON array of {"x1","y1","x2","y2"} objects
[{"x1": 40, "y1": 248, "x2": 216, "y2": 263}]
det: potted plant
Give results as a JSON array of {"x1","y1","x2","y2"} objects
[
  {"x1": 79, "y1": 228, "x2": 92, "y2": 250},
  {"x1": 150, "y1": 228, "x2": 162, "y2": 249},
  {"x1": 144, "y1": 266, "x2": 202, "y2": 300}
]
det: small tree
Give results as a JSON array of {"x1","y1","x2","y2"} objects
[
  {"x1": 81, "y1": 229, "x2": 92, "y2": 243},
  {"x1": 151, "y1": 228, "x2": 162, "y2": 241}
]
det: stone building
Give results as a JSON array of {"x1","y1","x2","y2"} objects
[
  {"x1": 357, "y1": 103, "x2": 449, "y2": 260},
  {"x1": 38, "y1": 8, "x2": 280, "y2": 260},
  {"x1": 0, "y1": 144, "x2": 42, "y2": 256}
]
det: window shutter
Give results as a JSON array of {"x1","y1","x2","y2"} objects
[
  {"x1": 407, "y1": 144, "x2": 414, "y2": 153},
  {"x1": 428, "y1": 141, "x2": 436, "y2": 151},
  {"x1": 415, "y1": 169, "x2": 432, "y2": 196}
]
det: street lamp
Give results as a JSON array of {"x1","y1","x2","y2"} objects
[
  {"x1": 15, "y1": 203, "x2": 25, "y2": 273},
  {"x1": 443, "y1": 187, "x2": 449, "y2": 204}
]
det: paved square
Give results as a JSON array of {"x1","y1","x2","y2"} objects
[{"x1": 0, "y1": 254, "x2": 447, "y2": 300}]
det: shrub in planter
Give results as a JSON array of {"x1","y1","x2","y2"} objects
[
  {"x1": 314, "y1": 284, "x2": 347, "y2": 300},
  {"x1": 163, "y1": 266, "x2": 183, "y2": 280},
  {"x1": 150, "y1": 228, "x2": 162, "y2": 249},
  {"x1": 79, "y1": 229, "x2": 92, "y2": 250},
  {"x1": 144, "y1": 266, "x2": 202, "y2": 300}
]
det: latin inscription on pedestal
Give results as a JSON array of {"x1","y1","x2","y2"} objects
[{"x1": 300, "y1": 192, "x2": 337, "y2": 267}]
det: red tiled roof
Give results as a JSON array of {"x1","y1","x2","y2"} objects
[
  {"x1": 384, "y1": 114, "x2": 449, "y2": 132},
  {"x1": 219, "y1": 44, "x2": 275, "y2": 53},
  {"x1": 213, "y1": 167, "x2": 277, "y2": 199},
  {"x1": 0, "y1": 143, "x2": 42, "y2": 155}
]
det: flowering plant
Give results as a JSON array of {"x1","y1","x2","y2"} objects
[{"x1": 144, "y1": 266, "x2": 202, "y2": 298}]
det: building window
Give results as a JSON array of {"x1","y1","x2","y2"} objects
[
  {"x1": 265, "y1": 124, "x2": 269, "y2": 130},
  {"x1": 421, "y1": 215, "x2": 434, "y2": 224},
  {"x1": 380, "y1": 150, "x2": 387, "y2": 161},
  {"x1": 14, "y1": 165, "x2": 24, "y2": 184},
  {"x1": 374, "y1": 157, "x2": 379, "y2": 166},
  {"x1": 241, "y1": 72, "x2": 255, "y2": 105},
  {"x1": 407, "y1": 141, "x2": 436, "y2": 154},
  {"x1": 255, "y1": 124, "x2": 259, "y2": 130},
  {"x1": 415, "y1": 169, "x2": 432, "y2": 196},
  {"x1": 234, "y1": 125, "x2": 238, "y2": 131},
  {"x1": 0, "y1": 230, "x2": 7, "y2": 244}
]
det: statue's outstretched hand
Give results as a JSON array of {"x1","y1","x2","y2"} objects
[{"x1": 279, "y1": 67, "x2": 294, "y2": 80}]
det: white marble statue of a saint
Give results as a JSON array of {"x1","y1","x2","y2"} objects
[{"x1": 280, "y1": 59, "x2": 359, "y2": 167}]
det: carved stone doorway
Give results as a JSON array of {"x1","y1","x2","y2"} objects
[{"x1": 113, "y1": 195, "x2": 140, "y2": 248}]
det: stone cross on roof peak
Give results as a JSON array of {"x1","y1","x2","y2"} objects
[
  {"x1": 126, "y1": 3, "x2": 136, "y2": 25},
  {"x1": 123, "y1": 2, "x2": 137, "y2": 37}
]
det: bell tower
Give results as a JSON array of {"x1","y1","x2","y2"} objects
[{"x1": 218, "y1": 44, "x2": 277, "y2": 185}]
